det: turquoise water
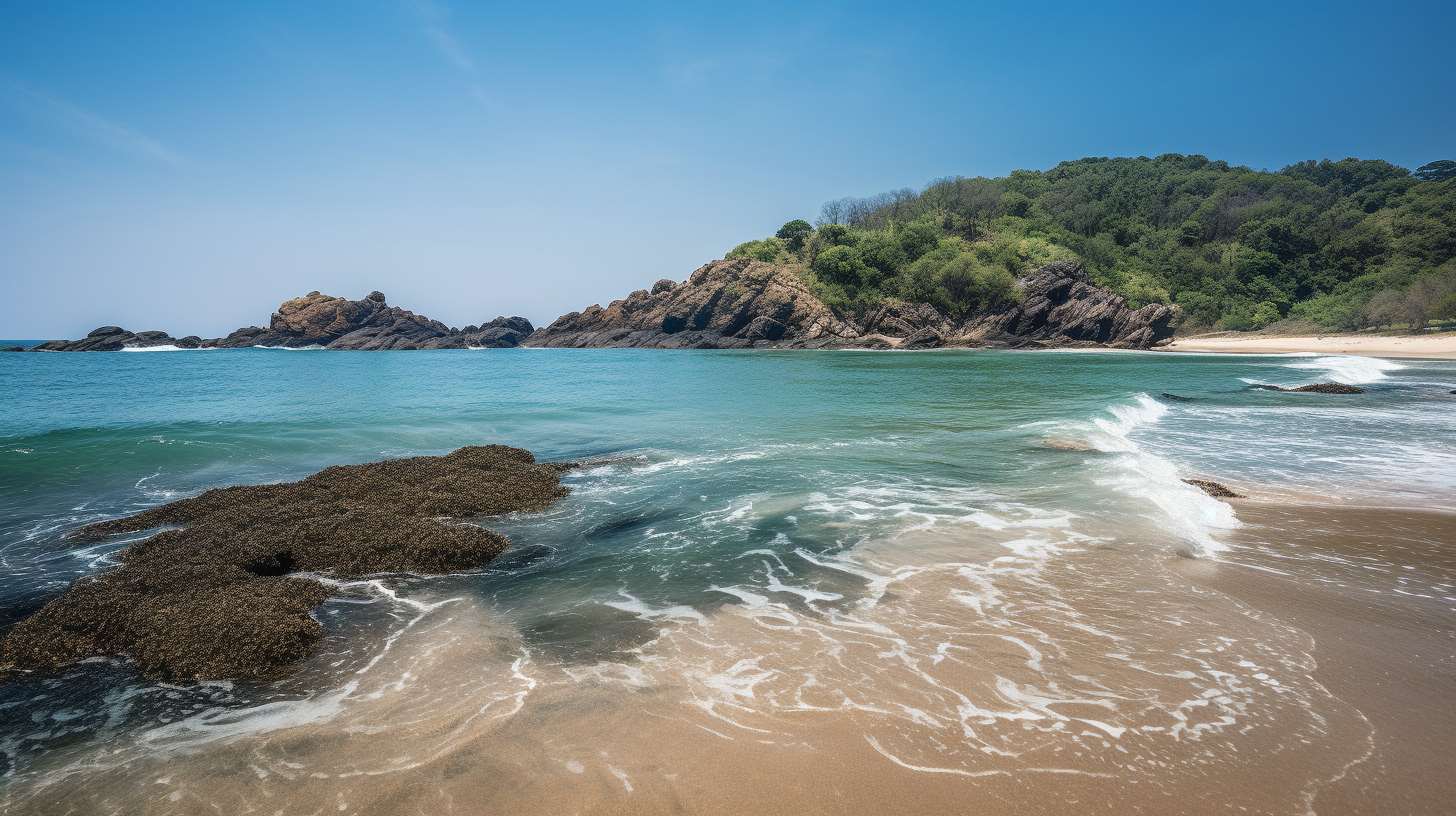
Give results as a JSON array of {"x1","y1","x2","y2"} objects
[{"x1": 1, "y1": 347, "x2": 1454, "y2": 804}]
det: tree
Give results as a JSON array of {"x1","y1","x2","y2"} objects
[
  {"x1": 856, "y1": 232, "x2": 907, "y2": 288},
  {"x1": 812, "y1": 245, "x2": 868, "y2": 288},
  {"x1": 1414, "y1": 160, "x2": 1456, "y2": 182},
  {"x1": 896, "y1": 218, "x2": 941, "y2": 261},
  {"x1": 1250, "y1": 301, "x2": 1282, "y2": 329},
  {"x1": 999, "y1": 191, "x2": 1032, "y2": 217},
  {"x1": 775, "y1": 219, "x2": 813, "y2": 252},
  {"x1": 1361, "y1": 290, "x2": 1405, "y2": 328}
]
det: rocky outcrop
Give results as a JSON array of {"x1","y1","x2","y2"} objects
[
  {"x1": 22, "y1": 292, "x2": 535, "y2": 352},
  {"x1": 0, "y1": 446, "x2": 571, "y2": 681},
  {"x1": 28, "y1": 326, "x2": 202, "y2": 352},
  {"x1": 1250, "y1": 383, "x2": 1365, "y2": 394},
  {"x1": 526, "y1": 258, "x2": 1179, "y2": 349},
  {"x1": 964, "y1": 261, "x2": 1179, "y2": 348},
  {"x1": 528, "y1": 259, "x2": 859, "y2": 349},
  {"x1": 20, "y1": 259, "x2": 1178, "y2": 353}
]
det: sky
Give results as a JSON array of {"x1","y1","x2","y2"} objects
[{"x1": 2, "y1": 0, "x2": 1453, "y2": 339}]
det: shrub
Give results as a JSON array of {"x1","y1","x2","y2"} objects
[
  {"x1": 726, "y1": 237, "x2": 785, "y2": 263},
  {"x1": 896, "y1": 218, "x2": 942, "y2": 261},
  {"x1": 1250, "y1": 300, "x2": 1283, "y2": 329},
  {"x1": 775, "y1": 219, "x2": 813, "y2": 252},
  {"x1": 813, "y1": 245, "x2": 869, "y2": 288}
]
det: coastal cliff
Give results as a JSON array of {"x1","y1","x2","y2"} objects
[
  {"x1": 19, "y1": 259, "x2": 1177, "y2": 352},
  {"x1": 527, "y1": 258, "x2": 1178, "y2": 349}
]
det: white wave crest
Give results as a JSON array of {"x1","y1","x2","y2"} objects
[
  {"x1": 1284, "y1": 355, "x2": 1404, "y2": 385},
  {"x1": 1086, "y1": 394, "x2": 1239, "y2": 556},
  {"x1": 119, "y1": 345, "x2": 215, "y2": 352}
]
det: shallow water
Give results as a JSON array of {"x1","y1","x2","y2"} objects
[{"x1": 1, "y1": 348, "x2": 1453, "y2": 813}]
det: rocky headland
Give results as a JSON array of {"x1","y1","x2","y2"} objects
[
  {"x1": 0, "y1": 446, "x2": 571, "y2": 681},
  {"x1": 526, "y1": 258, "x2": 1178, "y2": 349},
  {"x1": 19, "y1": 258, "x2": 1178, "y2": 352}
]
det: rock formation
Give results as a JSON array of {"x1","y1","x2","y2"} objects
[
  {"x1": 527, "y1": 258, "x2": 1179, "y2": 349},
  {"x1": 0, "y1": 446, "x2": 570, "y2": 681},
  {"x1": 1250, "y1": 383, "x2": 1365, "y2": 394},
  {"x1": 24, "y1": 292, "x2": 535, "y2": 352},
  {"x1": 18, "y1": 258, "x2": 1178, "y2": 352}
]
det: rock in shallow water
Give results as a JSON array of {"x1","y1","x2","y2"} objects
[
  {"x1": 0, "y1": 446, "x2": 571, "y2": 681},
  {"x1": 1183, "y1": 478, "x2": 1245, "y2": 498},
  {"x1": 1251, "y1": 382, "x2": 1365, "y2": 394}
]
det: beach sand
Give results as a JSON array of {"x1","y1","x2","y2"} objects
[
  {"x1": 9, "y1": 503, "x2": 1452, "y2": 814},
  {"x1": 1177, "y1": 504, "x2": 1456, "y2": 815},
  {"x1": 1164, "y1": 332, "x2": 1456, "y2": 359}
]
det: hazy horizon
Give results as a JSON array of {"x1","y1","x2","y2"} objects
[{"x1": 4, "y1": 1, "x2": 1454, "y2": 339}]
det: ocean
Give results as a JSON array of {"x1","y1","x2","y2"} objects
[{"x1": 1, "y1": 348, "x2": 1453, "y2": 813}]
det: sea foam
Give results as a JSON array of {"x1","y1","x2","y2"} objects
[
  {"x1": 1284, "y1": 354, "x2": 1404, "y2": 385},
  {"x1": 1086, "y1": 394, "x2": 1239, "y2": 556}
]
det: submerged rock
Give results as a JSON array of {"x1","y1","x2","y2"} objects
[
  {"x1": 1252, "y1": 382, "x2": 1365, "y2": 394},
  {"x1": 0, "y1": 446, "x2": 570, "y2": 681},
  {"x1": 1183, "y1": 479, "x2": 1245, "y2": 499}
]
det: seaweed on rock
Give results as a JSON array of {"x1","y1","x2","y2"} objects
[{"x1": 0, "y1": 445, "x2": 570, "y2": 681}]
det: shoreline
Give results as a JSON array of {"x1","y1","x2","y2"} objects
[
  {"x1": 1177, "y1": 502, "x2": 1456, "y2": 814},
  {"x1": 1164, "y1": 331, "x2": 1456, "y2": 359}
]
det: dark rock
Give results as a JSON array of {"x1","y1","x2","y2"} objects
[
  {"x1": 464, "y1": 316, "x2": 535, "y2": 348},
  {"x1": 964, "y1": 261, "x2": 1179, "y2": 348},
  {"x1": 30, "y1": 294, "x2": 535, "y2": 351},
  {"x1": 1183, "y1": 479, "x2": 1245, "y2": 499},
  {"x1": 1252, "y1": 382, "x2": 1364, "y2": 394},
  {"x1": 0, "y1": 446, "x2": 570, "y2": 681},
  {"x1": 1159, "y1": 392, "x2": 1198, "y2": 402}
]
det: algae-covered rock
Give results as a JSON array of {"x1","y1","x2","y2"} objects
[{"x1": 0, "y1": 446, "x2": 570, "y2": 681}]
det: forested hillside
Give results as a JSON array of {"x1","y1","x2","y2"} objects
[{"x1": 731, "y1": 156, "x2": 1456, "y2": 332}]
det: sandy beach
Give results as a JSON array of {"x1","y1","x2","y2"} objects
[{"x1": 1164, "y1": 332, "x2": 1456, "y2": 359}]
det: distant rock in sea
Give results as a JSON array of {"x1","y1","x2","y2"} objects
[
  {"x1": 23, "y1": 291, "x2": 535, "y2": 352},
  {"x1": 526, "y1": 258, "x2": 1178, "y2": 349},
  {"x1": 19, "y1": 258, "x2": 1178, "y2": 352}
]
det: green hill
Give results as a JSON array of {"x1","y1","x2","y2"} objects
[{"x1": 734, "y1": 156, "x2": 1456, "y2": 332}]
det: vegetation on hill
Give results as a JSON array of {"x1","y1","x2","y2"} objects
[{"x1": 730, "y1": 156, "x2": 1456, "y2": 332}]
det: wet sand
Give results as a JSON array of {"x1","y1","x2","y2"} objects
[
  {"x1": 1177, "y1": 504, "x2": 1456, "y2": 815},
  {"x1": 13, "y1": 503, "x2": 1450, "y2": 814},
  {"x1": 1164, "y1": 332, "x2": 1456, "y2": 359}
]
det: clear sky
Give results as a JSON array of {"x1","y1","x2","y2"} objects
[{"x1": 2, "y1": 1, "x2": 1453, "y2": 338}]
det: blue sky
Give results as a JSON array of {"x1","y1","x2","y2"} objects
[{"x1": 2, "y1": 0, "x2": 1453, "y2": 338}]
